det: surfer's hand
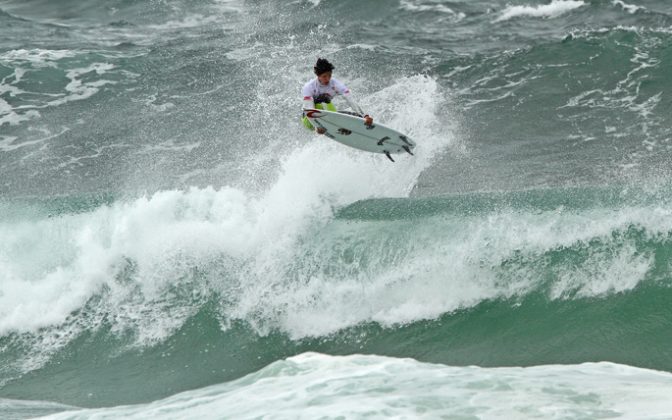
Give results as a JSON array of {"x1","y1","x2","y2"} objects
[
  {"x1": 363, "y1": 115, "x2": 373, "y2": 126},
  {"x1": 316, "y1": 127, "x2": 326, "y2": 134}
]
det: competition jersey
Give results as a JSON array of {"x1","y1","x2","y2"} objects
[
  {"x1": 301, "y1": 77, "x2": 350, "y2": 106},
  {"x1": 301, "y1": 77, "x2": 364, "y2": 115}
]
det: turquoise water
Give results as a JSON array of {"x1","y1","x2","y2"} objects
[{"x1": 2, "y1": 0, "x2": 672, "y2": 418}]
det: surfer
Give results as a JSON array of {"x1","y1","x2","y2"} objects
[{"x1": 301, "y1": 58, "x2": 373, "y2": 134}]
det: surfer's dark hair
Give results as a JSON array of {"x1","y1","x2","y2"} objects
[{"x1": 314, "y1": 58, "x2": 335, "y2": 75}]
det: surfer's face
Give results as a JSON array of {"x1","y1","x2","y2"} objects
[{"x1": 317, "y1": 71, "x2": 332, "y2": 85}]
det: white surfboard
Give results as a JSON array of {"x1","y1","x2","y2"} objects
[{"x1": 304, "y1": 108, "x2": 416, "y2": 161}]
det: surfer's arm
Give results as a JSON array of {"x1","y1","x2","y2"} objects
[
  {"x1": 302, "y1": 95, "x2": 315, "y2": 110},
  {"x1": 342, "y1": 93, "x2": 373, "y2": 126},
  {"x1": 333, "y1": 79, "x2": 363, "y2": 112},
  {"x1": 335, "y1": 79, "x2": 373, "y2": 126},
  {"x1": 342, "y1": 93, "x2": 363, "y2": 115}
]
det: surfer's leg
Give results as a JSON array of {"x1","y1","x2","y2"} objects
[
  {"x1": 302, "y1": 103, "x2": 324, "y2": 131},
  {"x1": 326, "y1": 102, "x2": 337, "y2": 112},
  {"x1": 302, "y1": 115, "x2": 314, "y2": 130}
]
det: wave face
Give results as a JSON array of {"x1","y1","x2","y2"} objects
[{"x1": 2, "y1": 0, "x2": 672, "y2": 416}]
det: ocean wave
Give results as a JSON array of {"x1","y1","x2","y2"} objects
[
  {"x1": 612, "y1": 0, "x2": 645, "y2": 14},
  {"x1": 2, "y1": 184, "x2": 671, "y2": 341},
  {"x1": 32, "y1": 353, "x2": 672, "y2": 419},
  {"x1": 565, "y1": 24, "x2": 672, "y2": 39},
  {"x1": 0, "y1": 48, "x2": 77, "y2": 66},
  {"x1": 495, "y1": 0, "x2": 586, "y2": 22},
  {"x1": 399, "y1": 0, "x2": 466, "y2": 20}
]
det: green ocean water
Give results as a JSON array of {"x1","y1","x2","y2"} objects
[{"x1": 2, "y1": 0, "x2": 672, "y2": 417}]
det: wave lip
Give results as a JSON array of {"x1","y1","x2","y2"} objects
[{"x1": 495, "y1": 0, "x2": 586, "y2": 22}]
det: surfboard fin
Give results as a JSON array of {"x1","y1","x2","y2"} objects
[
  {"x1": 403, "y1": 145, "x2": 414, "y2": 156},
  {"x1": 398, "y1": 135, "x2": 411, "y2": 146},
  {"x1": 377, "y1": 136, "x2": 390, "y2": 146},
  {"x1": 384, "y1": 151, "x2": 395, "y2": 162}
]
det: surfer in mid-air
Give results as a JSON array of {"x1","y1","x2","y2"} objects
[{"x1": 301, "y1": 58, "x2": 373, "y2": 134}]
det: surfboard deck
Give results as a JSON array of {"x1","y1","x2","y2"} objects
[{"x1": 304, "y1": 108, "x2": 416, "y2": 161}]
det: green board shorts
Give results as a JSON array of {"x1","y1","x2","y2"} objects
[{"x1": 302, "y1": 102, "x2": 337, "y2": 130}]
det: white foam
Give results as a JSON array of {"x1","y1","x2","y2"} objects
[
  {"x1": 146, "y1": 14, "x2": 222, "y2": 31},
  {"x1": 0, "y1": 68, "x2": 26, "y2": 95},
  {"x1": 0, "y1": 187, "x2": 251, "y2": 353},
  {"x1": 550, "y1": 241, "x2": 652, "y2": 299},
  {"x1": 38, "y1": 353, "x2": 672, "y2": 419},
  {"x1": 495, "y1": 0, "x2": 586, "y2": 22},
  {"x1": 612, "y1": 0, "x2": 644, "y2": 14},
  {"x1": 566, "y1": 26, "x2": 672, "y2": 41},
  {"x1": 233, "y1": 199, "x2": 672, "y2": 338},
  {"x1": 400, "y1": 0, "x2": 466, "y2": 20},
  {"x1": 0, "y1": 49, "x2": 76, "y2": 67},
  {"x1": 0, "y1": 101, "x2": 40, "y2": 127},
  {"x1": 0, "y1": 73, "x2": 37, "y2": 127},
  {"x1": 47, "y1": 63, "x2": 117, "y2": 107},
  {"x1": 0, "y1": 57, "x2": 117, "y2": 131}
]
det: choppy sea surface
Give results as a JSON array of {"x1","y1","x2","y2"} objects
[{"x1": 2, "y1": 0, "x2": 672, "y2": 418}]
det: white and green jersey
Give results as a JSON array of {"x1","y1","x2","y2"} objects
[{"x1": 301, "y1": 77, "x2": 363, "y2": 115}]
